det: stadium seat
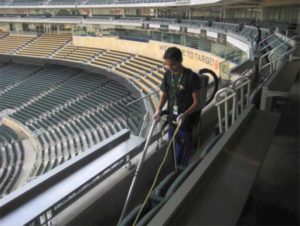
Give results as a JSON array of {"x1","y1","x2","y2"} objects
[{"x1": 17, "y1": 33, "x2": 72, "y2": 58}]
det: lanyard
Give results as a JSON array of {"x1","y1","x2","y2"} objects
[{"x1": 171, "y1": 72, "x2": 183, "y2": 105}]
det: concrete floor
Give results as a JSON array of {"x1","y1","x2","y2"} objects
[{"x1": 238, "y1": 71, "x2": 300, "y2": 225}]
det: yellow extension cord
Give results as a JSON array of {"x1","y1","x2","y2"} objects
[{"x1": 132, "y1": 122, "x2": 182, "y2": 226}]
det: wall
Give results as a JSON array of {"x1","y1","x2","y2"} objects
[
  {"x1": 0, "y1": 22, "x2": 9, "y2": 32},
  {"x1": 1, "y1": 117, "x2": 41, "y2": 151},
  {"x1": 1, "y1": 117, "x2": 31, "y2": 140},
  {"x1": 73, "y1": 36, "x2": 235, "y2": 77}
]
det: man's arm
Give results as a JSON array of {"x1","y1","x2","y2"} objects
[
  {"x1": 158, "y1": 91, "x2": 167, "y2": 111},
  {"x1": 177, "y1": 90, "x2": 201, "y2": 124},
  {"x1": 153, "y1": 91, "x2": 167, "y2": 121}
]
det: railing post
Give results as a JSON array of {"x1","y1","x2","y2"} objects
[
  {"x1": 233, "y1": 77, "x2": 251, "y2": 116},
  {"x1": 215, "y1": 88, "x2": 237, "y2": 133}
]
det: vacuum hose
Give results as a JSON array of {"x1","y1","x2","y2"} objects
[
  {"x1": 199, "y1": 68, "x2": 219, "y2": 106},
  {"x1": 132, "y1": 120, "x2": 182, "y2": 226}
]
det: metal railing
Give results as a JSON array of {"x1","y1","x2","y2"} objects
[
  {"x1": 137, "y1": 93, "x2": 151, "y2": 137},
  {"x1": 258, "y1": 36, "x2": 298, "y2": 111},
  {"x1": 257, "y1": 33, "x2": 296, "y2": 83},
  {"x1": 233, "y1": 77, "x2": 251, "y2": 117},
  {"x1": 215, "y1": 88, "x2": 237, "y2": 134},
  {"x1": 118, "y1": 120, "x2": 157, "y2": 224},
  {"x1": 259, "y1": 40, "x2": 289, "y2": 70},
  {"x1": 259, "y1": 44, "x2": 295, "y2": 81},
  {"x1": 9, "y1": 30, "x2": 38, "y2": 36},
  {"x1": 0, "y1": 130, "x2": 135, "y2": 226},
  {"x1": 258, "y1": 33, "x2": 276, "y2": 50}
]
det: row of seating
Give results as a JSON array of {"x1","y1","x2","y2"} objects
[
  {"x1": 0, "y1": 35, "x2": 35, "y2": 54},
  {"x1": 113, "y1": 55, "x2": 164, "y2": 109},
  {"x1": 54, "y1": 45, "x2": 104, "y2": 62},
  {"x1": 9, "y1": 0, "x2": 45, "y2": 5},
  {"x1": 11, "y1": 71, "x2": 108, "y2": 123},
  {"x1": 17, "y1": 33, "x2": 72, "y2": 58},
  {"x1": 0, "y1": 63, "x2": 40, "y2": 92},
  {"x1": 33, "y1": 102, "x2": 142, "y2": 176},
  {"x1": 0, "y1": 64, "x2": 83, "y2": 196},
  {"x1": 0, "y1": 141, "x2": 24, "y2": 197},
  {"x1": 0, "y1": 62, "x2": 33, "y2": 197},
  {"x1": 211, "y1": 22, "x2": 238, "y2": 32},
  {"x1": 0, "y1": 124, "x2": 18, "y2": 145},
  {"x1": 86, "y1": 0, "x2": 174, "y2": 4},
  {"x1": 2, "y1": 61, "x2": 145, "y2": 138},
  {"x1": 24, "y1": 83, "x2": 141, "y2": 144},
  {"x1": 224, "y1": 51, "x2": 244, "y2": 65},
  {"x1": 0, "y1": 65, "x2": 79, "y2": 111},
  {"x1": 185, "y1": 35, "x2": 211, "y2": 52},
  {"x1": 91, "y1": 50, "x2": 133, "y2": 69},
  {"x1": 29, "y1": 85, "x2": 142, "y2": 176},
  {"x1": 0, "y1": 30, "x2": 8, "y2": 39},
  {"x1": 240, "y1": 26, "x2": 257, "y2": 38},
  {"x1": 52, "y1": 43, "x2": 164, "y2": 110},
  {"x1": 0, "y1": 62, "x2": 145, "y2": 180}
]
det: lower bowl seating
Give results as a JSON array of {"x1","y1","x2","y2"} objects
[
  {"x1": 0, "y1": 62, "x2": 146, "y2": 182},
  {"x1": 0, "y1": 34, "x2": 171, "y2": 195}
]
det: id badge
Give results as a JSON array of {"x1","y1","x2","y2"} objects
[{"x1": 173, "y1": 105, "x2": 179, "y2": 115}]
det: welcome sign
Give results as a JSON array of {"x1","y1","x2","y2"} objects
[{"x1": 158, "y1": 44, "x2": 222, "y2": 72}]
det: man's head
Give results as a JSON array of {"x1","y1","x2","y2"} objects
[{"x1": 163, "y1": 47, "x2": 183, "y2": 74}]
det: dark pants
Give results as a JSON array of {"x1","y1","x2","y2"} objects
[
  {"x1": 255, "y1": 37, "x2": 261, "y2": 48},
  {"x1": 168, "y1": 126, "x2": 192, "y2": 166}
]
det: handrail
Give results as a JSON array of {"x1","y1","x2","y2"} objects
[
  {"x1": 126, "y1": 90, "x2": 159, "y2": 107},
  {"x1": 259, "y1": 37, "x2": 278, "y2": 52},
  {"x1": 138, "y1": 94, "x2": 150, "y2": 137},
  {"x1": 258, "y1": 33, "x2": 275, "y2": 49},
  {"x1": 259, "y1": 46, "x2": 295, "y2": 72},
  {"x1": 118, "y1": 120, "x2": 157, "y2": 224},
  {"x1": 259, "y1": 39, "x2": 289, "y2": 70},
  {"x1": 139, "y1": 111, "x2": 149, "y2": 137}
]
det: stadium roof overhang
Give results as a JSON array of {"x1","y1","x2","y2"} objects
[
  {"x1": 0, "y1": 0, "x2": 224, "y2": 10},
  {"x1": 0, "y1": 0, "x2": 298, "y2": 10},
  {"x1": 0, "y1": 0, "x2": 221, "y2": 9}
]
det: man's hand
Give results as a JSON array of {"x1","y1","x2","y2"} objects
[
  {"x1": 153, "y1": 109, "x2": 161, "y2": 122},
  {"x1": 176, "y1": 113, "x2": 186, "y2": 125}
]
